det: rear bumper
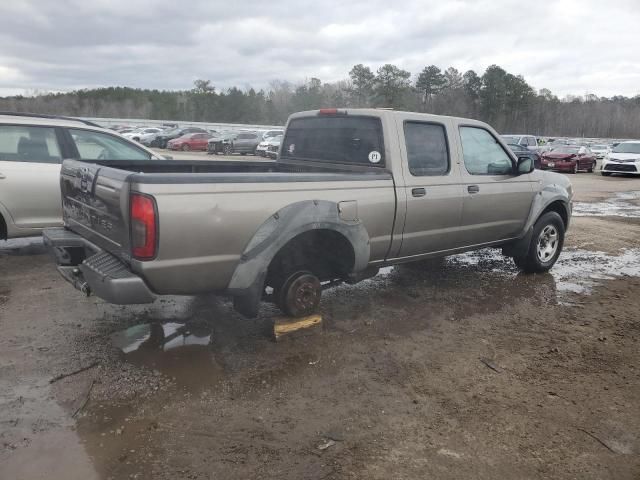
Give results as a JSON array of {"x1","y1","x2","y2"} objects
[{"x1": 43, "y1": 227, "x2": 155, "y2": 305}]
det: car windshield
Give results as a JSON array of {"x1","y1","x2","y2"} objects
[
  {"x1": 502, "y1": 135, "x2": 520, "y2": 142},
  {"x1": 612, "y1": 143, "x2": 640, "y2": 154},
  {"x1": 550, "y1": 146, "x2": 580, "y2": 154}
]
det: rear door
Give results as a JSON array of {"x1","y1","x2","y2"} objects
[
  {"x1": 0, "y1": 124, "x2": 65, "y2": 230},
  {"x1": 395, "y1": 114, "x2": 464, "y2": 258},
  {"x1": 234, "y1": 133, "x2": 257, "y2": 152},
  {"x1": 456, "y1": 124, "x2": 536, "y2": 246},
  {"x1": 192, "y1": 133, "x2": 209, "y2": 150}
]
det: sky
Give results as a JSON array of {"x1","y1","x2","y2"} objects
[{"x1": 0, "y1": 0, "x2": 639, "y2": 98}]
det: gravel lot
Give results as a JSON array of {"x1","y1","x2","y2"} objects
[{"x1": 1, "y1": 173, "x2": 639, "y2": 480}]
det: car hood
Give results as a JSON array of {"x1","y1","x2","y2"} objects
[
  {"x1": 607, "y1": 153, "x2": 640, "y2": 161},
  {"x1": 543, "y1": 153, "x2": 576, "y2": 160}
]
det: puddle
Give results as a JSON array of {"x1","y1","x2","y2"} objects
[
  {"x1": 363, "y1": 247, "x2": 640, "y2": 304},
  {"x1": 449, "y1": 247, "x2": 640, "y2": 298},
  {"x1": 111, "y1": 322, "x2": 224, "y2": 391},
  {"x1": 0, "y1": 237, "x2": 47, "y2": 256},
  {"x1": 572, "y1": 191, "x2": 640, "y2": 218}
]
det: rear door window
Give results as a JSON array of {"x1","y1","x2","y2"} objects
[
  {"x1": 404, "y1": 122, "x2": 449, "y2": 176},
  {"x1": 69, "y1": 129, "x2": 152, "y2": 160},
  {"x1": 0, "y1": 125, "x2": 62, "y2": 163},
  {"x1": 281, "y1": 115, "x2": 385, "y2": 167}
]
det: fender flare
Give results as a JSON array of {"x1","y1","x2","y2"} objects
[
  {"x1": 0, "y1": 200, "x2": 14, "y2": 239},
  {"x1": 228, "y1": 200, "x2": 370, "y2": 317},
  {"x1": 503, "y1": 185, "x2": 571, "y2": 258},
  {"x1": 524, "y1": 190, "x2": 571, "y2": 232}
]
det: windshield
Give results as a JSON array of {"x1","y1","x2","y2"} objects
[
  {"x1": 550, "y1": 146, "x2": 579, "y2": 154},
  {"x1": 612, "y1": 143, "x2": 640, "y2": 154},
  {"x1": 281, "y1": 115, "x2": 385, "y2": 167},
  {"x1": 501, "y1": 135, "x2": 520, "y2": 142}
]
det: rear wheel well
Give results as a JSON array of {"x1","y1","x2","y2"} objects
[
  {"x1": 540, "y1": 201, "x2": 568, "y2": 228},
  {"x1": 0, "y1": 214, "x2": 6, "y2": 240},
  {"x1": 266, "y1": 229, "x2": 355, "y2": 289}
]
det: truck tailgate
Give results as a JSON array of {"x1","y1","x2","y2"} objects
[{"x1": 60, "y1": 159, "x2": 132, "y2": 260}]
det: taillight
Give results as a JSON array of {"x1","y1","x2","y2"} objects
[{"x1": 130, "y1": 193, "x2": 157, "y2": 260}]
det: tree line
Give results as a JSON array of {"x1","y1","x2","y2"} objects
[{"x1": 1, "y1": 65, "x2": 639, "y2": 138}]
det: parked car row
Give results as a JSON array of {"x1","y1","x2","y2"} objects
[
  {"x1": 108, "y1": 124, "x2": 285, "y2": 157},
  {"x1": 502, "y1": 133, "x2": 640, "y2": 176},
  {"x1": 206, "y1": 129, "x2": 283, "y2": 156}
]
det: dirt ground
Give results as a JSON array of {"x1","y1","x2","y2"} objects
[{"x1": 1, "y1": 173, "x2": 639, "y2": 480}]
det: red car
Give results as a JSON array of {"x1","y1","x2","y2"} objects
[
  {"x1": 540, "y1": 146, "x2": 596, "y2": 173},
  {"x1": 167, "y1": 133, "x2": 213, "y2": 151}
]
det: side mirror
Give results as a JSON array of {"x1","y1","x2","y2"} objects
[{"x1": 517, "y1": 156, "x2": 534, "y2": 174}]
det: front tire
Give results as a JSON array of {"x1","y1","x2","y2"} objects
[
  {"x1": 572, "y1": 162, "x2": 578, "y2": 174},
  {"x1": 513, "y1": 211, "x2": 565, "y2": 273}
]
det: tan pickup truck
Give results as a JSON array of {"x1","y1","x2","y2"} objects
[{"x1": 44, "y1": 109, "x2": 572, "y2": 317}]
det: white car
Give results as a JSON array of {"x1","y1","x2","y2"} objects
[
  {"x1": 0, "y1": 113, "x2": 163, "y2": 240},
  {"x1": 265, "y1": 135, "x2": 283, "y2": 159},
  {"x1": 123, "y1": 127, "x2": 163, "y2": 143},
  {"x1": 601, "y1": 141, "x2": 640, "y2": 176},
  {"x1": 501, "y1": 134, "x2": 539, "y2": 151},
  {"x1": 589, "y1": 144, "x2": 610, "y2": 160}
]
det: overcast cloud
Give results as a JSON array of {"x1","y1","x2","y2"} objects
[{"x1": 0, "y1": 0, "x2": 638, "y2": 98}]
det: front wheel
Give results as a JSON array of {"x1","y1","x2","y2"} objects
[
  {"x1": 182, "y1": 144, "x2": 190, "y2": 151},
  {"x1": 223, "y1": 144, "x2": 233, "y2": 155},
  {"x1": 588, "y1": 160, "x2": 595, "y2": 173},
  {"x1": 571, "y1": 162, "x2": 578, "y2": 174},
  {"x1": 513, "y1": 211, "x2": 565, "y2": 273}
]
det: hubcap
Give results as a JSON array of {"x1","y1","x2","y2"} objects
[{"x1": 536, "y1": 225, "x2": 559, "y2": 263}]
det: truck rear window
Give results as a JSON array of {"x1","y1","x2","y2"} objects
[{"x1": 280, "y1": 116, "x2": 385, "y2": 167}]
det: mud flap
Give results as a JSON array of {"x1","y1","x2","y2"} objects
[
  {"x1": 232, "y1": 272, "x2": 266, "y2": 318},
  {"x1": 502, "y1": 227, "x2": 534, "y2": 258}
]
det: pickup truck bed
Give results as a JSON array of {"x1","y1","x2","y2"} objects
[{"x1": 45, "y1": 109, "x2": 572, "y2": 318}]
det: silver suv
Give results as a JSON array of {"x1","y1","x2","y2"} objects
[{"x1": 0, "y1": 113, "x2": 162, "y2": 240}]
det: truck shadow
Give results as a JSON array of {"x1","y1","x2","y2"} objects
[{"x1": 105, "y1": 254, "x2": 559, "y2": 394}]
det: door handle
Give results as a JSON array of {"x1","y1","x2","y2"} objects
[
  {"x1": 411, "y1": 187, "x2": 426, "y2": 197},
  {"x1": 467, "y1": 185, "x2": 480, "y2": 194}
]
